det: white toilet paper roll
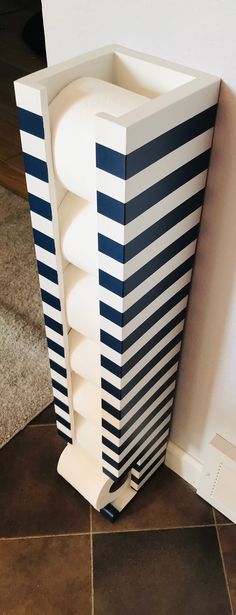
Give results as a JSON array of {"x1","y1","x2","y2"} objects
[
  {"x1": 75, "y1": 415, "x2": 102, "y2": 461},
  {"x1": 59, "y1": 193, "x2": 98, "y2": 276},
  {"x1": 72, "y1": 374, "x2": 101, "y2": 425},
  {"x1": 57, "y1": 444, "x2": 129, "y2": 510},
  {"x1": 65, "y1": 264, "x2": 99, "y2": 341},
  {"x1": 50, "y1": 77, "x2": 148, "y2": 201},
  {"x1": 69, "y1": 329, "x2": 100, "y2": 386}
]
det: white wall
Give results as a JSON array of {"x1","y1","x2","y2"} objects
[{"x1": 42, "y1": 0, "x2": 236, "y2": 466}]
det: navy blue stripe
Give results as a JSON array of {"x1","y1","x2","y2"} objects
[
  {"x1": 96, "y1": 143, "x2": 126, "y2": 178},
  {"x1": 33, "y1": 228, "x2": 55, "y2": 254},
  {"x1": 102, "y1": 400, "x2": 121, "y2": 421},
  {"x1": 99, "y1": 269, "x2": 123, "y2": 297},
  {"x1": 44, "y1": 314, "x2": 63, "y2": 335},
  {"x1": 100, "y1": 301, "x2": 124, "y2": 327},
  {"x1": 54, "y1": 397, "x2": 69, "y2": 413},
  {"x1": 126, "y1": 149, "x2": 209, "y2": 225},
  {"x1": 101, "y1": 467, "x2": 119, "y2": 482},
  {"x1": 121, "y1": 352, "x2": 179, "y2": 418},
  {"x1": 17, "y1": 107, "x2": 44, "y2": 139},
  {"x1": 131, "y1": 450, "x2": 166, "y2": 484},
  {"x1": 50, "y1": 359, "x2": 67, "y2": 379},
  {"x1": 97, "y1": 192, "x2": 125, "y2": 225},
  {"x1": 100, "y1": 255, "x2": 194, "y2": 327},
  {"x1": 101, "y1": 330, "x2": 182, "y2": 400},
  {"x1": 37, "y1": 260, "x2": 58, "y2": 284},
  {"x1": 47, "y1": 338, "x2": 64, "y2": 358},
  {"x1": 57, "y1": 429, "x2": 72, "y2": 444},
  {"x1": 99, "y1": 223, "x2": 199, "y2": 297},
  {"x1": 102, "y1": 422, "x2": 170, "y2": 475},
  {"x1": 98, "y1": 189, "x2": 203, "y2": 264},
  {"x1": 100, "y1": 503, "x2": 119, "y2": 522},
  {"x1": 98, "y1": 233, "x2": 123, "y2": 262},
  {"x1": 136, "y1": 426, "x2": 170, "y2": 467},
  {"x1": 125, "y1": 224, "x2": 199, "y2": 297},
  {"x1": 101, "y1": 307, "x2": 186, "y2": 378},
  {"x1": 102, "y1": 374, "x2": 176, "y2": 438},
  {"x1": 102, "y1": 407, "x2": 172, "y2": 470},
  {"x1": 96, "y1": 105, "x2": 217, "y2": 179},
  {"x1": 55, "y1": 413, "x2": 71, "y2": 430},
  {"x1": 101, "y1": 378, "x2": 122, "y2": 400},
  {"x1": 23, "y1": 153, "x2": 48, "y2": 182},
  {"x1": 51, "y1": 378, "x2": 68, "y2": 396},
  {"x1": 102, "y1": 391, "x2": 173, "y2": 455},
  {"x1": 102, "y1": 350, "x2": 180, "y2": 420},
  {"x1": 97, "y1": 150, "x2": 210, "y2": 225},
  {"x1": 41, "y1": 288, "x2": 61, "y2": 311},
  {"x1": 134, "y1": 434, "x2": 169, "y2": 474},
  {"x1": 28, "y1": 193, "x2": 52, "y2": 220},
  {"x1": 101, "y1": 283, "x2": 189, "y2": 354}
]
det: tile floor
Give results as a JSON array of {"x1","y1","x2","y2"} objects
[
  {"x1": 0, "y1": 3, "x2": 235, "y2": 614},
  {"x1": 0, "y1": 407, "x2": 235, "y2": 614}
]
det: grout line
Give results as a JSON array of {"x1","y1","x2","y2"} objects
[
  {"x1": 0, "y1": 531, "x2": 90, "y2": 541},
  {"x1": 90, "y1": 507, "x2": 95, "y2": 615},
  {"x1": 91, "y1": 523, "x2": 217, "y2": 535},
  {"x1": 1, "y1": 521, "x2": 232, "y2": 543},
  {"x1": 213, "y1": 509, "x2": 234, "y2": 615}
]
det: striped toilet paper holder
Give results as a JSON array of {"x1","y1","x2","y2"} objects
[{"x1": 14, "y1": 46, "x2": 220, "y2": 521}]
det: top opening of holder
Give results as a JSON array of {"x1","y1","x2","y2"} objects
[
  {"x1": 112, "y1": 52, "x2": 195, "y2": 99},
  {"x1": 19, "y1": 46, "x2": 197, "y2": 107}
]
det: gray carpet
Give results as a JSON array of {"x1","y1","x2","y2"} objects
[{"x1": 0, "y1": 186, "x2": 53, "y2": 447}]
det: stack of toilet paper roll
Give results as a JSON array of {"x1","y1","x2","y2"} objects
[{"x1": 50, "y1": 77, "x2": 148, "y2": 509}]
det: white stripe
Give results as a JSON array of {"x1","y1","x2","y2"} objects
[
  {"x1": 20, "y1": 130, "x2": 46, "y2": 160},
  {"x1": 131, "y1": 456, "x2": 166, "y2": 490},
  {"x1": 48, "y1": 347, "x2": 66, "y2": 368},
  {"x1": 98, "y1": 212, "x2": 125, "y2": 245},
  {"x1": 56, "y1": 421, "x2": 71, "y2": 438},
  {"x1": 50, "y1": 369, "x2": 67, "y2": 388},
  {"x1": 54, "y1": 405, "x2": 70, "y2": 423},
  {"x1": 97, "y1": 130, "x2": 213, "y2": 203},
  {"x1": 135, "y1": 428, "x2": 169, "y2": 468},
  {"x1": 42, "y1": 301, "x2": 62, "y2": 324},
  {"x1": 101, "y1": 341, "x2": 181, "y2": 412},
  {"x1": 35, "y1": 245, "x2": 57, "y2": 269},
  {"x1": 30, "y1": 210, "x2": 54, "y2": 238},
  {"x1": 101, "y1": 320, "x2": 185, "y2": 392},
  {"x1": 100, "y1": 269, "x2": 192, "y2": 341},
  {"x1": 102, "y1": 415, "x2": 169, "y2": 478},
  {"x1": 101, "y1": 296, "x2": 188, "y2": 369},
  {"x1": 100, "y1": 240, "x2": 197, "y2": 314},
  {"x1": 52, "y1": 388, "x2": 68, "y2": 405},
  {"x1": 132, "y1": 442, "x2": 167, "y2": 479},
  {"x1": 25, "y1": 173, "x2": 50, "y2": 202},
  {"x1": 102, "y1": 380, "x2": 176, "y2": 447},
  {"x1": 102, "y1": 407, "x2": 172, "y2": 475},
  {"x1": 99, "y1": 206, "x2": 201, "y2": 280},
  {"x1": 102, "y1": 362, "x2": 178, "y2": 431},
  {"x1": 97, "y1": 171, "x2": 207, "y2": 245},
  {"x1": 45, "y1": 326, "x2": 64, "y2": 347},
  {"x1": 39, "y1": 275, "x2": 60, "y2": 298},
  {"x1": 128, "y1": 412, "x2": 170, "y2": 471},
  {"x1": 102, "y1": 401, "x2": 172, "y2": 464},
  {"x1": 126, "y1": 130, "x2": 212, "y2": 202}
]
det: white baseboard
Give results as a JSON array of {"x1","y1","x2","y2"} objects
[{"x1": 165, "y1": 440, "x2": 203, "y2": 489}]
